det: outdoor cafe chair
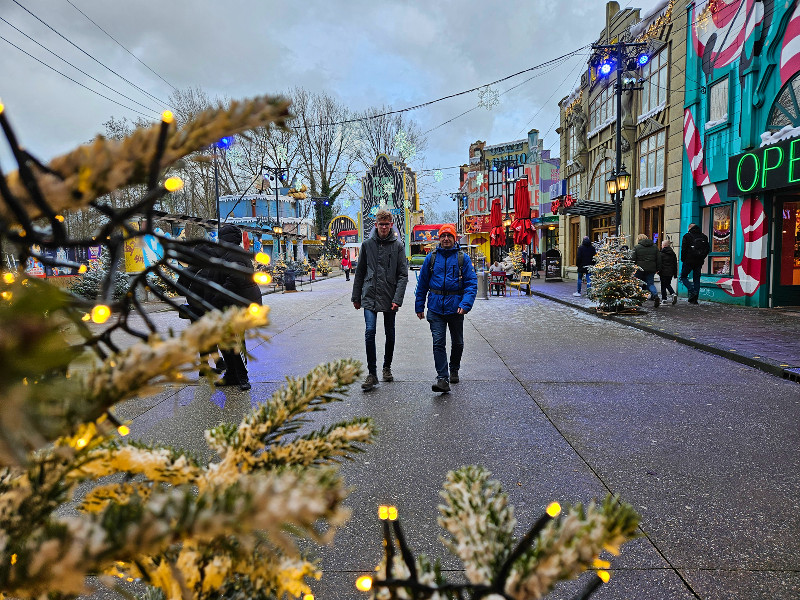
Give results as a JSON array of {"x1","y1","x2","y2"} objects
[{"x1": 489, "y1": 272, "x2": 506, "y2": 296}]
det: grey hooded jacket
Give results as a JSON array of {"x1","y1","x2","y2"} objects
[{"x1": 351, "y1": 227, "x2": 409, "y2": 311}]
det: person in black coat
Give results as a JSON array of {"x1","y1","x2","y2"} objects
[
  {"x1": 574, "y1": 236, "x2": 596, "y2": 297},
  {"x1": 659, "y1": 238, "x2": 678, "y2": 304},
  {"x1": 197, "y1": 224, "x2": 262, "y2": 390},
  {"x1": 680, "y1": 222, "x2": 710, "y2": 304}
]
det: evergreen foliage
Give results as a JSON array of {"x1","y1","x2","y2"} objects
[
  {"x1": 586, "y1": 235, "x2": 649, "y2": 312},
  {"x1": 69, "y1": 251, "x2": 130, "y2": 302}
]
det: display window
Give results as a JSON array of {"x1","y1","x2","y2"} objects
[{"x1": 703, "y1": 203, "x2": 733, "y2": 275}]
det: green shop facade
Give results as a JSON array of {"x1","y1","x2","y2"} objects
[{"x1": 681, "y1": 0, "x2": 800, "y2": 307}]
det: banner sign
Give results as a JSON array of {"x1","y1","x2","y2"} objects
[
  {"x1": 412, "y1": 225, "x2": 442, "y2": 242},
  {"x1": 464, "y1": 215, "x2": 491, "y2": 233},
  {"x1": 361, "y1": 155, "x2": 412, "y2": 248}
]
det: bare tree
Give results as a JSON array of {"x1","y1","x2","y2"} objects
[{"x1": 353, "y1": 106, "x2": 427, "y2": 169}]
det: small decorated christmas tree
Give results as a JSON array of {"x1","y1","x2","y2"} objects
[
  {"x1": 587, "y1": 235, "x2": 648, "y2": 313},
  {"x1": 507, "y1": 246, "x2": 525, "y2": 275},
  {"x1": 69, "y1": 251, "x2": 130, "y2": 302}
]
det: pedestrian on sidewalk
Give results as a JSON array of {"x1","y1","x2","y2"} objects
[
  {"x1": 341, "y1": 255, "x2": 351, "y2": 281},
  {"x1": 573, "y1": 236, "x2": 596, "y2": 297},
  {"x1": 415, "y1": 224, "x2": 478, "y2": 393},
  {"x1": 660, "y1": 238, "x2": 678, "y2": 305},
  {"x1": 680, "y1": 223, "x2": 710, "y2": 304},
  {"x1": 631, "y1": 233, "x2": 662, "y2": 307},
  {"x1": 352, "y1": 210, "x2": 409, "y2": 391},
  {"x1": 201, "y1": 224, "x2": 262, "y2": 391}
]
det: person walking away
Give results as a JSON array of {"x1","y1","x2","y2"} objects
[
  {"x1": 660, "y1": 239, "x2": 678, "y2": 305},
  {"x1": 352, "y1": 210, "x2": 409, "y2": 390},
  {"x1": 680, "y1": 223, "x2": 710, "y2": 304},
  {"x1": 573, "y1": 236, "x2": 596, "y2": 297},
  {"x1": 341, "y1": 254, "x2": 351, "y2": 281},
  {"x1": 631, "y1": 233, "x2": 662, "y2": 307},
  {"x1": 202, "y1": 224, "x2": 262, "y2": 391},
  {"x1": 415, "y1": 224, "x2": 478, "y2": 393}
]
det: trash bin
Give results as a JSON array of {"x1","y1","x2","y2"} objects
[
  {"x1": 476, "y1": 271, "x2": 489, "y2": 300},
  {"x1": 310, "y1": 267, "x2": 316, "y2": 281},
  {"x1": 284, "y1": 269, "x2": 297, "y2": 291}
]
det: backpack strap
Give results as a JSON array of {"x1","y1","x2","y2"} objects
[
  {"x1": 429, "y1": 248, "x2": 466, "y2": 291},
  {"x1": 429, "y1": 248, "x2": 437, "y2": 274}
]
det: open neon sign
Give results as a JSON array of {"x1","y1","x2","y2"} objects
[{"x1": 728, "y1": 138, "x2": 800, "y2": 195}]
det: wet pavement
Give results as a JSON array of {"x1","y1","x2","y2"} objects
[{"x1": 116, "y1": 274, "x2": 799, "y2": 600}]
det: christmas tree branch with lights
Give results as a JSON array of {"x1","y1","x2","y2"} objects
[{"x1": 586, "y1": 235, "x2": 648, "y2": 313}]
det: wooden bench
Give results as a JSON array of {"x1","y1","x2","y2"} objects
[{"x1": 507, "y1": 271, "x2": 532, "y2": 296}]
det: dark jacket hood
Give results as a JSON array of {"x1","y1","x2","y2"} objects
[
  {"x1": 220, "y1": 224, "x2": 243, "y2": 245},
  {"x1": 581, "y1": 238, "x2": 593, "y2": 247},
  {"x1": 637, "y1": 238, "x2": 654, "y2": 247},
  {"x1": 689, "y1": 224, "x2": 702, "y2": 234}
]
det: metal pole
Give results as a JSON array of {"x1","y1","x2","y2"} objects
[
  {"x1": 615, "y1": 42, "x2": 623, "y2": 237},
  {"x1": 214, "y1": 143, "x2": 220, "y2": 237}
]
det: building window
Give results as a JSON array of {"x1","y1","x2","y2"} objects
[
  {"x1": 640, "y1": 46, "x2": 668, "y2": 116},
  {"x1": 590, "y1": 215, "x2": 614, "y2": 241},
  {"x1": 703, "y1": 203, "x2": 733, "y2": 275},
  {"x1": 708, "y1": 77, "x2": 729, "y2": 124},
  {"x1": 589, "y1": 85, "x2": 615, "y2": 132},
  {"x1": 567, "y1": 174, "x2": 581, "y2": 200},
  {"x1": 568, "y1": 126, "x2": 578, "y2": 160},
  {"x1": 638, "y1": 130, "x2": 666, "y2": 190},
  {"x1": 589, "y1": 158, "x2": 614, "y2": 202}
]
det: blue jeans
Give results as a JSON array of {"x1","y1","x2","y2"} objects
[
  {"x1": 577, "y1": 271, "x2": 591, "y2": 293},
  {"x1": 364, "y1": 309, "x2": 396, "y2": 376},
  {"x1": 637, "y1": 272, "x2": 658, "y2": 298},
  {"x1": 679, "y1": 263, "x2": 702, "y2": 299},
  {"x1": 426, "y1": 311, "x2": 464, "y2": 381}
]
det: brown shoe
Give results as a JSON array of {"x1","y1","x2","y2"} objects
[
  {"x1": 361, "y1": 373, "x2": 379, "y2": 390},
  {"x1": 382, "y1": 367, "x2": 394, "y2": 382}
]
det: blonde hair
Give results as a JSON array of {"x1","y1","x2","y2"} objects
[
  {"x1": 637, "y1": 233, "x2": 648, "y2": 241},
  {"x1": 375, "y1": 209, "x2": 393, "y2": 222}
]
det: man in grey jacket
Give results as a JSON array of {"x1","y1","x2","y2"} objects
[{"x1": 352, "y1": 209, "x2": 409, "y2": 390}]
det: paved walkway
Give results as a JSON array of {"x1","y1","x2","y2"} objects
[
  {"x1": 117, "y1": 274, "x2": 800, "y2": 599},
  {"x1": 512, "y1": 277, "x2": 800, "y2": 383}
]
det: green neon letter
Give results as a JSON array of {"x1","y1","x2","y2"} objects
[
  {"x1": 789, "y1": 139, "x2": 800, "y2": 184},
  {"x1": 736, "y1": 153, "x2": 759, "y2": 193},
  {"x1": 761, "y1": 145, "x2": 784, "y2": 189}
]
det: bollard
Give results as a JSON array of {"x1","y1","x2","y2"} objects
[{"x1": 476, "y1": 271, "x2": 489, "y2": 300}]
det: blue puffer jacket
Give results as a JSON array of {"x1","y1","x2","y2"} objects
[{"x1": 415, "y1": 244, "x2": 478, "y2": 315}]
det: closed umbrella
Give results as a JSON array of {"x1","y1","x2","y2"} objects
[
  {"x1": 511, "y1": 178, "x2": 535, "y2": 246},
  {"x1": 489, "y1": 198, "x2": 504, "y2": 246}
]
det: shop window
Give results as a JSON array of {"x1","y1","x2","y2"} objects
[
  {"x1": 545, "y1": 226, "x2": 559, "y2": 251},
  {"x1": 703, "y1": 204, "x2": 733, "y2": 275},
  {"x1": 569, "y1": 218, "x2": 580, "y2": 266},
  {"x1": 590, "y1": 215, "x2": 614, "y2": 241},
  {"x1": 708, "y1": 77, "x2": 729, "y2": 125},
  {"x1": 779, "y1": 201, "x2": 800, "y2": 285},
  {"x1": 640, "y1": 46, "x2": 668, "y2": 115},
  {"x1": 589, "y1": 85, "x2": 615, "y2": 132},
  {"x1": 590, "y1": 158, "x2": 614, "y2": 202},
  {"x1": 638, "y1": 130, "x2": 666, "y2": 190},
  {"x1": 640, "y1": 199, "x2": 664, "y2": 245}
]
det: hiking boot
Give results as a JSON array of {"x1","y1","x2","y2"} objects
[
  {"x1": 672, "y1": 293, "x2": 678, "y2": 305},
  {"x1": 432, "y1": 378, "x2": 450, "y2": 393},
  {"x1": 382, "y1": 367, "x2": 394, "y2": 382},
  {"x1": 449, "y1": 370, "x2": 459, "y2": 383},
  {"x1": 361, "y1": 373, "x2": 379, "y2": 390},
  {"x1": 653, "y1": 296, "x2": 660, "y2": 308},
  {"x1": 238, "y1": 381, "x2": 251, "y2": 391}
]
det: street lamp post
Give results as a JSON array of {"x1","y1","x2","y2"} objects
[
  {"x1": 263, "y1": 166, "x2": 288, "y2": 257},
  {"x1": 213, "y1": 136, "x2": 234, "y2": 237},
  {"x1": 592, "y1": 41, "x2": 646, "y2": 236}
]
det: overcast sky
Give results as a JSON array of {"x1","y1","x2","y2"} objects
[{"x1": 0, "y1": 0, "x2": 663, "y2": 213}]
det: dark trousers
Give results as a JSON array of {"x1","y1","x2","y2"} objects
[
  {"x1": 344, "y1": 268, "x2": 350, "y2": 281},
  {"x1": 364, "y1": 309, "x2": 396, "y2": 375},
  {"x1": 427, "y1": 311, "x2": 464, "y2": 381},
  {"x1": 679, "y1": 263, "x2": 702, "y2": 299},
  {"x1": 220, "y1": 348, "x2": 248, "y2": 383},
  {"x1": 660, "y1": 276, "x2": 675, "y2": 300}
]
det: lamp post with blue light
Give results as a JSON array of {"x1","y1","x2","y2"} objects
[
  {"x1": 214, "y1": 136, "x2": 234, "y2": 237},
  {"x1": 592, "y1": 42, "x2": 648, "y2": 235},
  {"x1": 263, "y1": 166, "x2": 289, "y2": 258}
]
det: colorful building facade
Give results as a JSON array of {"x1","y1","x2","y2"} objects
[{"x1": 682, "y1": 0, "x2": 800, "y2": 307}]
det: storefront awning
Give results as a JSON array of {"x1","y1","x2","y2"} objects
[{"x1": 561, "y1": 200, "x2": 616, "y2": 217}]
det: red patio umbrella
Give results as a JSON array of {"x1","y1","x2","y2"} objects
[
  {"x1": 489, "y1": 198, "x2": 504, "y2": 246},
  {"x1": 511, "y1": 178, "x2": 535, "y2": 246}
]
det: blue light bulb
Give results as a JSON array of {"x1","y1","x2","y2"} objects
[
  {"x1": 637, "y1": 53, "x2": 650, "y2": 67},
  {"x1": 599, "y1": 63, "x2": 612, "y2": 76}
]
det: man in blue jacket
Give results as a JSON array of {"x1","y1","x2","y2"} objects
[{"x1": 415, "y1": 224, "x2": 478, "y2": 393}]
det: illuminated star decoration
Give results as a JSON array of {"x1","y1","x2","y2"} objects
[
  {"x1": 394, "y1": 130, "x2": 416, "y2": 161},
  {"x1": 382, "y1": 180, "x2": 395, "y2": 199},
  {"x1": 434, "y1": 169, "x2": 444, "y2": 182},
  {"x1": 343, "y1": 198, "x2": 352, "y2": 209},
  {"x1": 475, "y1": 172, "x2": 484, "y2": 187},
  {"x1": 346, "y1": 173, "x2": 358, "y2": 187},
  {"x1": 478, "y1": 85, "x2": 500, "y2": 110},
  {"x1": 275, "y1": 144, "x2": 288, "y2": 162}
]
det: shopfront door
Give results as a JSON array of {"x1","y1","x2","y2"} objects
[{"x1": 773, "y1": 197, "x2": 800, "y2": 306}]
